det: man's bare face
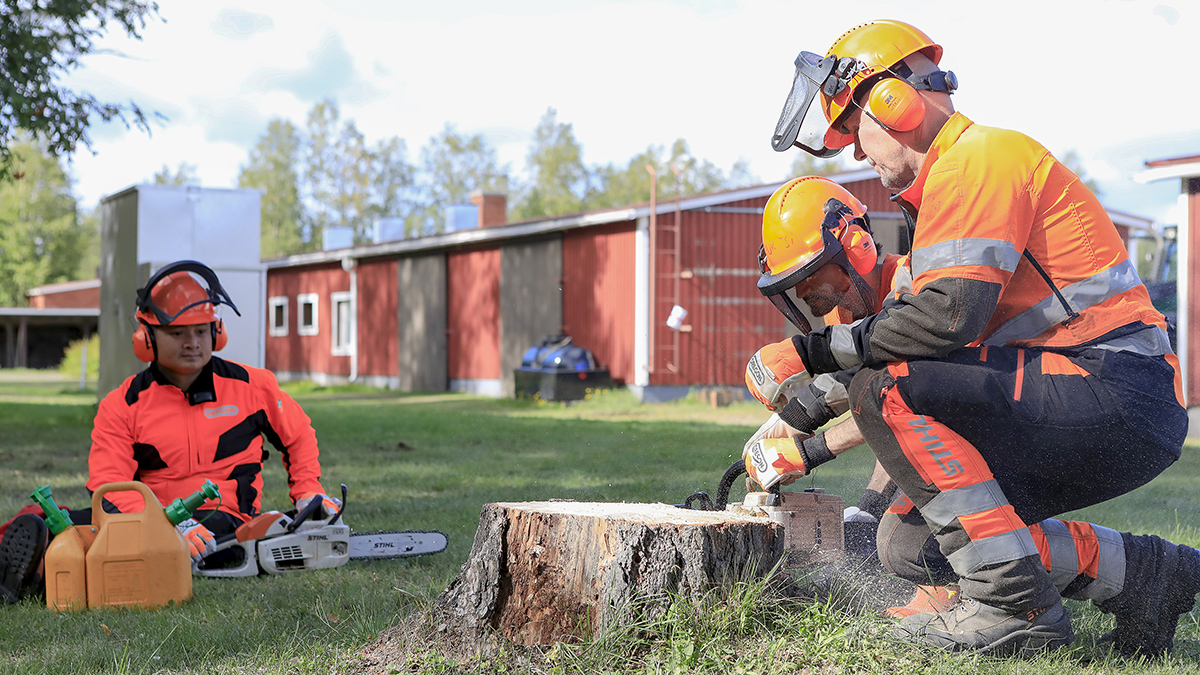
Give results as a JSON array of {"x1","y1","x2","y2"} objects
[
  {"x1": 792, "y1": 264, "x2": 852, "y2": 318},
  {"x1": 841, "y1": 105, "x2": 921, "y2": 191}
]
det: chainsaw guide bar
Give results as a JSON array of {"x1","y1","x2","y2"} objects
[{"x1": 349, "y1": 530, "x2": 448, "y2": 559}]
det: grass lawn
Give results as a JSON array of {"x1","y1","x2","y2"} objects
[{"x1": 0, "y1": 370, "x2": 1197, "y2": 674}]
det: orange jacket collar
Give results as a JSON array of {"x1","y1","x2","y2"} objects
[{"x1": 898, "y1": 112, "x2": 974, "y2": 211}]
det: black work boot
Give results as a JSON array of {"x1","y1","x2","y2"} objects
[
  {"x1": 1097, "y1": 533, "x2": 1200, "y2": 657},
  {"x1": 0, "y1": 514, "x2": 49, "y2": 604},
  {"x1": 894, "y1": 595, "x2": 1074, "y2": 656}
]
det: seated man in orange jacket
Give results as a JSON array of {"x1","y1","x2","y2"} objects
[{"x1": 0, "y1": 260, "x2": 342, "y2": 603}]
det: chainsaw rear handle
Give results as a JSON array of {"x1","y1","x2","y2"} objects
[{"x1": 192, "y1": 533, "x2": 258, "y2": 577}]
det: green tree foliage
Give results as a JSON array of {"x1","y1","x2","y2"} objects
[
  {"x1": 0, "y1": 0, "x2": 160, "y2": 179},
  {"x1": 588, "y1": 139, "x2": 730, "y2": 209},
  {"x1": 151, "y1": 161, "x2": 199, "y2": 185},
  {"x1": 238, "y1": 119, "x2": 305, "y2": 258},
  {"x1": 76, "y1": 207, "x2": 100, "y2": 279},
  {"x1": 0, "y1": 136, "x2": 83, "y2": 305},
  {"x1": 408, "y1": 123, "x2": 509, "y2": 235},
  {"x1": 304, "y1": 99, "x2": 413, "y2": 246},
  {"x1": 788, "y1": 153, "x2": 846, "y2": 178},
  {"x1": 511, "y1": 107, "x2": 587, "y2": 220}
]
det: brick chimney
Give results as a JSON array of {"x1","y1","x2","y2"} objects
[{"x1": 470, "y1": 190, "x2": 507, "y2": 228}]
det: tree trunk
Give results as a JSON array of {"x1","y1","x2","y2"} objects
[{"x1": 432, "y1": 500, "x2": 784, "y2": 652}]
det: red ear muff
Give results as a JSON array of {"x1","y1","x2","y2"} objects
[
  {"x1": 866, "y1": 78, "x2": 925, "y2": 132},
  {"x1": 132, "y1": 324, "x2": 156, "y2": 363},
  {"x1": 212, "y1": 319, "x2": 228, "y2": 352}
]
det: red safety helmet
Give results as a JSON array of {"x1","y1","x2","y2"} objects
[{"x1": 132, "y1": 261, "x2": 240, "y2": 362}]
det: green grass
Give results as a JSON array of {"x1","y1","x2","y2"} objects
[{"x1": 0, "y1": 372, "x2": 1198, "y2": 674}]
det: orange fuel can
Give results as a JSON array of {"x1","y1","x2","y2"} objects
[{"x1": 84, "y1": 482, "x2": 192, "y2": 610}]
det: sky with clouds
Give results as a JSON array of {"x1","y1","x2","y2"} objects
[{"x1": 62, "y1": 0, "x2": 1198, "y2": 227}]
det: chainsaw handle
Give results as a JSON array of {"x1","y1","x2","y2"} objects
[
  {"x1": 288, "y1": 483, "x2": 349, "y2": 532},
  {"x1": 330, "y1": 484, "x2": 348, "y2": 524},
  {"x1": 192, "y1": 535, "x2": 258, "y2": 577},
  {"x1": 287, "y1": 495, "x2": 324, "y2": 533}
]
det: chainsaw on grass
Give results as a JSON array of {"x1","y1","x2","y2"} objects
[{"x1": 193, "y1": 484, "x2": 447, "y2": 577}]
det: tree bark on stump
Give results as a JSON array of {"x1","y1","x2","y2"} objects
[{"x1": 432, "y1": 501, "x2": 783, "y2": 652}]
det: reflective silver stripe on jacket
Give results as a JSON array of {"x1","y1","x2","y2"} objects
[
  {"x1": 911, "y1": 237, "x2": 1022, "y2": 279},
  {"x1": 947, "y1": 527, "x2": 1040, "y2": 577},
  {"x1": 1038, "y1": 519, "x2": 1080, "y2": 590},
  {"x1": 983, "y1": 259, "x2": 1144, "y2": 347},
  {"x1": 1078, "y1": 524, "x2": 1126, "y2": 602},
  {"x1": 920, "y1": 479, "x2": 1010, "y2": 532}
]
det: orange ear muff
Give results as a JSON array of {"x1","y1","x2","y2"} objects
[
  {"x1": 866, "y1": 78, "x2": 925, "y2": 132},
  {"x1": 132, "y1": 324, "x2": 156, "y2": 363},
  {"x1": 212, "y1": 319, "x2": 228, "y2": 352},
  {"x1": 841, "y1": 224, "x2": 878, "y2": 276}
]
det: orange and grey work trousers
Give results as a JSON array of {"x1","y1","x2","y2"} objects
[{"x1": 848, "y1": 344, "x2": 1185, "y2": 613}]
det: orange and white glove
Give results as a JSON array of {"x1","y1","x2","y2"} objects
[
  {"x1": 743, "y1": 435, "x2": 836, "y2": 490},
  {"x1": 744, "y1": 413, "x2": 807, "y2": 453},
  {"x1": 176, "y1": 519, "x2": 215, "y2": 561},
  {"x1": 296, "y1": 492, "x2": 343, "y2": 523},
  {"x1": 745, "y1": 338, "x2": 812, "y2": 411}
]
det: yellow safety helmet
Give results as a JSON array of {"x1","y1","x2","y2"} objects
[{"x1": 757, "y1": 176, "x2": 877, "y2": 333}]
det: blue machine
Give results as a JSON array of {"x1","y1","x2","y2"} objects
[{"x1": 515, "y1": 334, "x2": 612, "y2": 401}]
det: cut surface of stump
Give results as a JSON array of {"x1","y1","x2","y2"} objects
[{"x1": 432, "y1": 501, "x2": 783, "y2": 652}]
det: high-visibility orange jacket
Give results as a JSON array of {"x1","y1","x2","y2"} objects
[
  {"x1": 88, "y1": 357, "x2": 328, "y2": 520},
  {"x1": 814, "y1": 113, "x2": 1179, "y2": 404}
]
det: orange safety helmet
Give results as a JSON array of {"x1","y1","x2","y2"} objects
[
  {"x1": 131, "y1": 261, "x2": 241, "y2": 362},
  {"x1": 771, "y1": 20, "x2": 956, "y2": 157},
  {"x1": 757, "y1": 176, "x2": 878, "y2": 334}
]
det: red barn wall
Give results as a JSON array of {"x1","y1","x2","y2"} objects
[
  {"x1": 447, "y1": 248, "x2": 501, "y2": 380},
  {"x1": 561, "y1": 223, "x2": 637, "y2": 384},
  {"x1": 356, "y1": 258, "x2": 398, "y2": 379},
  {"x1": 265, "y1": 262, "x2": 350, "y2": 376}
]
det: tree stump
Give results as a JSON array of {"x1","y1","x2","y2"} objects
[{"x1": 432, "y1": 501, "x2": 783, "y2": 652}]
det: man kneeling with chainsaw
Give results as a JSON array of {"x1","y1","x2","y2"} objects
[
  {"x1": 744, "y1": 175, "x2": 909, "y2": 557},
  {"x1": 0, "y1": 260, "x2": 344, "y2": 601}
]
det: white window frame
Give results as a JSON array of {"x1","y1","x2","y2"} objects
[
  {"x1": 268, "y1": 296, "x2": 289, "y2": 337},
  {"x1": 330, "y1": 291, "x2": 353, "y2": 356},
  {"x1": 297, "y1": 293, "x2": 319, "y2": 336}
]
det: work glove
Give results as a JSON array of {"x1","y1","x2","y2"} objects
[
  {"x1": 743, "y1": 435, "x2": 836, "y2": 490},
  {"x1": 296, "y1": 492, "x2": 343, "y2": 523},
  {"x1": 744, "y1": 413, "x2": 806, "y2": 455},
  {"x1": 745, "y1": 337, "x2": 812, "y2": 411},
  {"x1": 176, "y1": 519, "x2": 215, "y2": 561}
]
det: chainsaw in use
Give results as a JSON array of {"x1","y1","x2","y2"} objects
[
  {"x1": 193, "y1": 484, "x2": 447, "y2": 577},
  {"x1": 677, "y1": 460, "x2": 845, "y2": 567}
]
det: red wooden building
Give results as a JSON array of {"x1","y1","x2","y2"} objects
[{"x1": 263, "y1": 169, "x2": 1152, "y2": 401}]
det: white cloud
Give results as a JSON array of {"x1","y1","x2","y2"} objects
[{"x1": 59, "y1": 0, "x2": 1198, "y2": 227}]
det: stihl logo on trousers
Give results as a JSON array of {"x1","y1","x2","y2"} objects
[{"x1": 907, "y1": 416, "x2": 963, "y2": 476}]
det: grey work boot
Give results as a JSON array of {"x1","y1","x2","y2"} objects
[
  {"x1": 894, "y1": 596, "x2": 1073, "y2": 656},
  {"x1": 0, "y1": 514, "x2": 48, "y2": 604},
  {"x1": 1097, "y1": 534, "x2": 1200, "y2": 657}
]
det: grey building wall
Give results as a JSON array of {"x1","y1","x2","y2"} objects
[
  {"x1": 98, "y1": 190, "x2": 144, "y2": 397},
  {"x1": 499, "y1": 236, "x2": 563, "y2": 397},
  {"x1": 397, "y1": 253, "x2": 448, "y2": 391}
]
